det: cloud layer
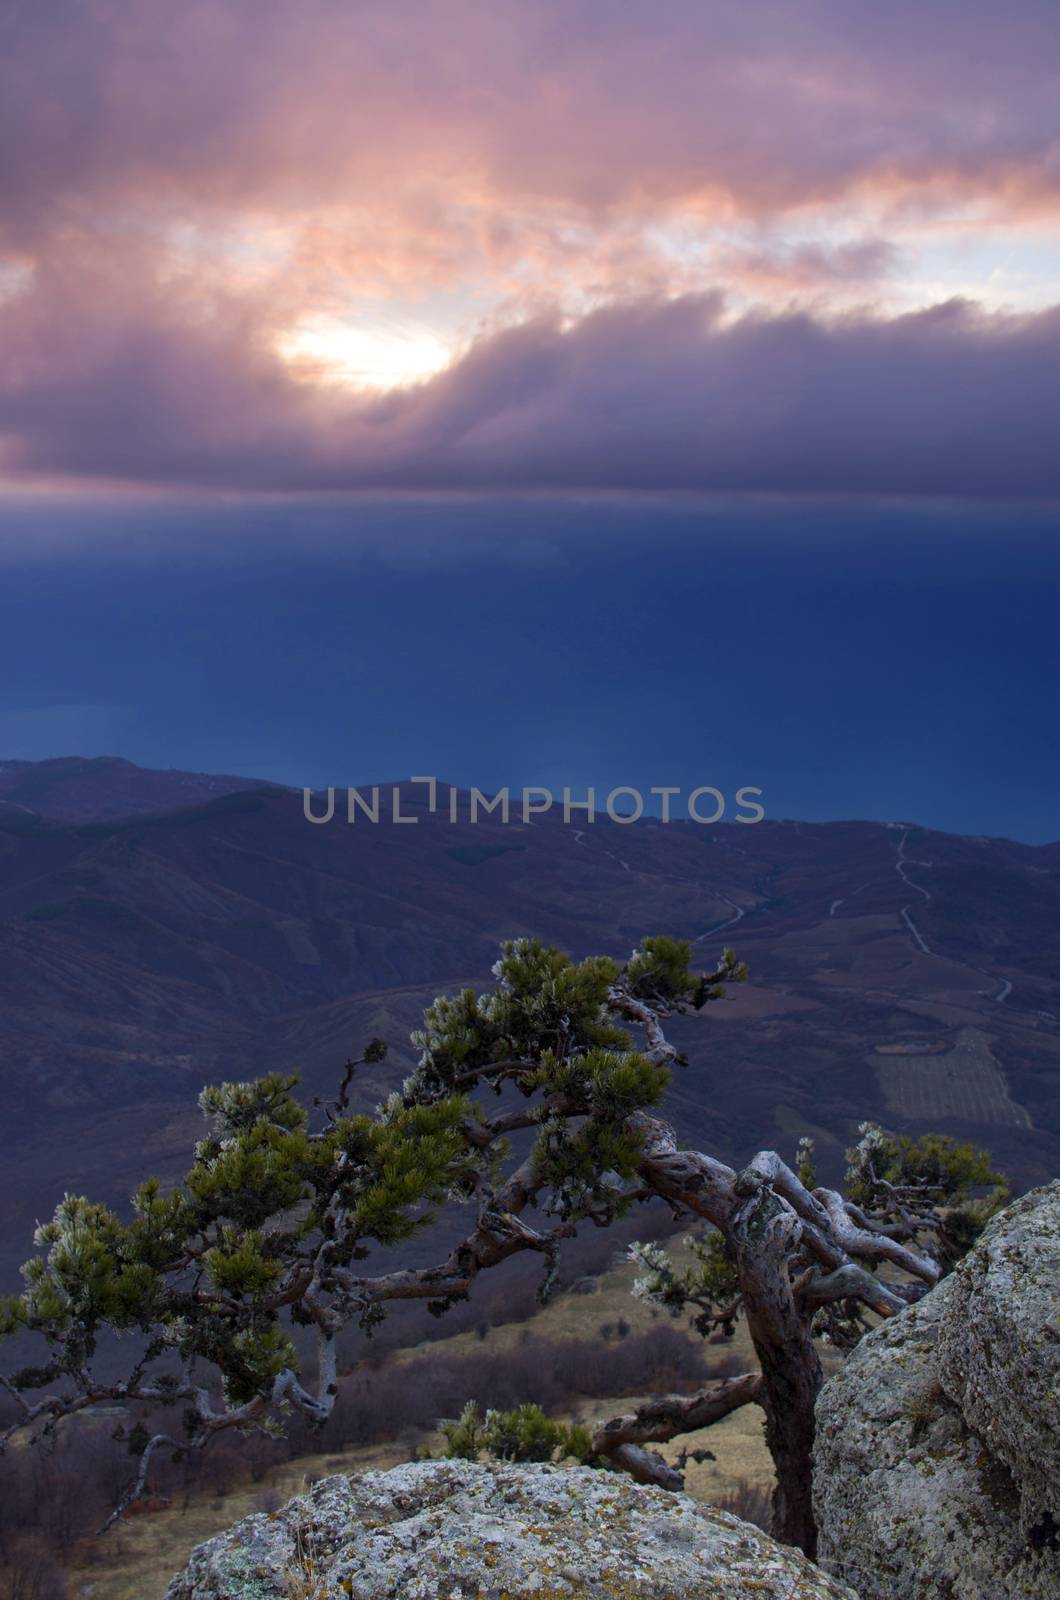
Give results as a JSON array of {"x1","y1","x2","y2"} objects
[{"x1": 2, "y1": 0, "x2": 1059, "y2": 497}]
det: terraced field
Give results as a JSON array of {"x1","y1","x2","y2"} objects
[{"x1": 872, "y1": 1026, "x2": 1031, "y2": 1128}]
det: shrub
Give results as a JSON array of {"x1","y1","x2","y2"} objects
[{"x1": 436, "y1": 1401, "x2": 591, "y2": 1465}]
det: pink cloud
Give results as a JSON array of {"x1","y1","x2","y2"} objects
[
  {"x1": 4, "y1": 1, "x2": 1060, "y2": 247},
  {"x1": 2, "y1": 1, "x2": 1059, "y2": 498},
  {"x1": 3, "y1": 270, "x2": 1058, "y2": 497}
]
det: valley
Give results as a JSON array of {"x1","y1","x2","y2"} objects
[{"x1": 0, "y1": 760, "x2": 1057, "y2": 1292}]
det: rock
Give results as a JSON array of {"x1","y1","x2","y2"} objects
[
  {"x1": 166, "y1": 1457, "x2": 860, "y2": 1599},
  {"x1": 814, "y1": 1181, "x2": 1060, "y2": 1600},
  {"x1": 936, "y1": 1181, "x2": 1060, "y2": 1538}
]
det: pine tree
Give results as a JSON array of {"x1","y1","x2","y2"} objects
[{"x1": 0, "y1": 936, "x2": 1005, "y2": 1554}]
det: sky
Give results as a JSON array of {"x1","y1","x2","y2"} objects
[{"x1": 1, "y1": 1, "x2": 1058, "y2": 839}]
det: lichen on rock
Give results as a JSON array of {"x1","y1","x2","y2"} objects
[
  {"x1": 813, "y1": 1180, "x2": 1060, "y2": 1600},
  {"x1": 936, "y1": 1180, "x2": 1060, "y2": 1541},
  {"x1": 165, "y1": 1457, "x2": 860, "y2": 1600}
]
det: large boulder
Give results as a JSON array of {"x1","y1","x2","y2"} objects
[
  {"x1": 814, "y1": 1181, "x2": 1060, "y2": 1600},
  {"x1": 935, "y1": 1181, "x2": 1060, "y2": 1537},
  {"x1": 166, "y1": 1457, "x2": 859, "y2": 1599}
]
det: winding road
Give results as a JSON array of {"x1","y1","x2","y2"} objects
[
  {"x1": 894, "y1": 827, "x2": 935, "y2": 955},
  {"x1": 692, "y1": 891, "x2": 747, "y2": 944},
  {"x1": 890, "y1": 826, "x2": 1014, "y2": 1004}
]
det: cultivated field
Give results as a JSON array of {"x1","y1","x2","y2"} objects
[{"x1": 872, "y1": 1025, "x2": 1031, "y2": 1127}]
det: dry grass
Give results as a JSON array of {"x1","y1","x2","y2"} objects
[
  {"x1": 62, "y1": 1237, "x2": 782, "y2": 1600},
  {"x1": 69, "y1": 1409, "x2": 775, "y2": 1600},
  {"x1": 390, "y1": 1232, "x2": 760, "y2": 1368},
  {"x1": 65, "y1": 1439, "x2": 414, "y2": 1600}
]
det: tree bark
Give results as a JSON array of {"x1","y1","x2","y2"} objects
[
  {"x1": 729, "y1": 1172, "x2": 821, "y2": 1556},
  {"x1": 607, "y1": 1443, "x2": 684, "y2": 1489},
  {"x1": 591, "y1": 1371, "x2": 762, "y2": 1457}
]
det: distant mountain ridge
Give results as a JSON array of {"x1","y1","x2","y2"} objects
[
  {"x1": 0, "y1": 754, "x2": 279, "y2": 822},
  {"x1": 0, "y1": 757, "x2": 1057, "y2": 1290}
]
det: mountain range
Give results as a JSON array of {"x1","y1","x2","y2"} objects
[{"x1": 1, "y1": 756, "x2": 1057, "y2": 1290}]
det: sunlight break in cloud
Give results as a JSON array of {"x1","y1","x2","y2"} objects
[
  {"x1": 1, "y1": 0, "x2": 1058, "y2": 498},
  {"x1": 277, "y1": 315, "x2": 453, "y2": 392}
]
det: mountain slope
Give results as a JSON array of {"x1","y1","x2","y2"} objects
[
  {"x1": 0, "y1": 754, "x2": 273, "y2": 821},
  {"x1": 0, "y1": 762, "x2": 1057, "y2": 1287}
]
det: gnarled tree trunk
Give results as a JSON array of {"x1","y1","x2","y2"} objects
[
  {"x1": 730, "y1": 1174, "x2": 822, "y2": 1555},
  {"x1": 635, "y1": 1121, "x2": 826, "y2": 1554}
]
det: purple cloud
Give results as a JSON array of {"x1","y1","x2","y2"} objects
[
  {"x1": 3, "y1": 285, "x2": 1059, "y2": 497},
  {"x1": 2, "y1": 1, "x2": 1059, "y2": 499}
]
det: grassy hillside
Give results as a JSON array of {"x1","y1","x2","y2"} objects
[{"x1": 59, "y1": 1240, "x2": 787, "y2": 1600}]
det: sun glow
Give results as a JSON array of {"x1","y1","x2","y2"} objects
[{"x1": 277, "y1": 313, "x2": 452, "y2": 392}]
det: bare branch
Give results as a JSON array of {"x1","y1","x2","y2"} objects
[
  {"x1": 813, "y1": 1187, "x2": 941, "y2": 1284},
  {"x1": 591, "y1": 1372, "x2": 762, "y2": 1461},
  {"x1": 607, "y1": 989, "x2": 680, "y2": 1066},
  {"x1": 793, "y1": 1262, "x2": 907, "y2": 1318},
  {"x1": 607, "y1": 1442, "x2": 685, "y2": 1489},
  {"x1": 98, "y1": 1431, "x2": 183, "y2": 1534}
]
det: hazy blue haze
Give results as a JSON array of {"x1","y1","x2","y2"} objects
[{"x1": 3, "y1": 496, "x2": 1057, "y2": 841}]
